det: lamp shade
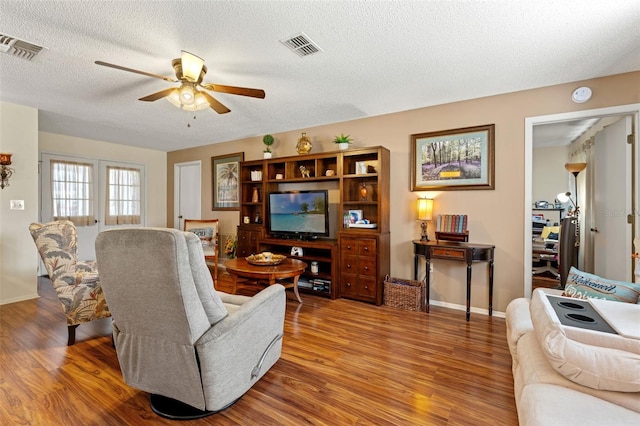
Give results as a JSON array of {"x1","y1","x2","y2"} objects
[
  {"x1": 565, "y1": 162, "x2": 587, "y2": 174},
  {"x1": 417, "y1": 198, "x2": 433, "y2": 221},
  {"x1": 557, "y1": 192, "x2": 571, "y2": 203},
  {"x1": 181, "y1": 51, "x2": 205, "y2": 82}
]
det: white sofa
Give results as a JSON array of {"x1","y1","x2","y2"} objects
[{"x1": 505, "y1": 289, "x2": 640, "y2": 425}]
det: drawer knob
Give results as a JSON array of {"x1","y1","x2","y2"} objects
[
  {"x1": 445, "y1": 250, "x2": 450, "y2": 255},
  {"x1": 364, "y1": 246, "x2": 369, "y2": 252},
  {"x1": 364, "y1": 285, "x2": 368, "y2": 289},
  {"x1": 364, "y1": 266, "x2": 368, "y2": 271},
  {"x1": 347, "y1": 245, "x2": 352, "y2": 250},
  {"x1": 346, "y1": 282, "x2": 351, "y2": 287},
  {"x1": 346, "y1": 264, "x2": 352, "y2": 269}
]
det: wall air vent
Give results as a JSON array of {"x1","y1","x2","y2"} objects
[
  {"x1": 280, "y1": 32, "x2": 323, "y2": 58},
  {"x1": 0, "y1": 33, "x2": 43, "y2": 60}
]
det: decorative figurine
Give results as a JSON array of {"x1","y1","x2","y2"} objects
[{"x1": 299, "y1": 165, "x2": 311, "y2": 178}]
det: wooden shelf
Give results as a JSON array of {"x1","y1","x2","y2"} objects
[{"x1": 238, "y1": 147, "x2": 390, "y2": 304}]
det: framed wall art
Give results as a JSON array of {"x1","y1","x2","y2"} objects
[
  {"x1": 410, "y1": 124, "x2": 495, "y2": 191},
  {"x1": 212, "y1": 152, "x2": 244, "y2": 210}
]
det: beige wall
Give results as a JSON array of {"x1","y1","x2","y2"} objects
[
  {"x1": 168, "y1": 71, "x2": 640, "y2": 314},
  {"x1": 0, "y1": 117, "x2": 167, "y2": 304},
  {"x1": 0, "y1": 102, "x2": 39, "y2": 304},
  {"x1": 533, "y1": 145, "x2": 569, "y2": 209}
]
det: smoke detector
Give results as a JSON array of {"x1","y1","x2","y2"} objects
[{"x1": 0, "y1": 33, "x2": 44, "y2": 60}]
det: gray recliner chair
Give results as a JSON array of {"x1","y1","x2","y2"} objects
[{"x1": 95, "y1": 227, "x2": 286, "y2": 419}]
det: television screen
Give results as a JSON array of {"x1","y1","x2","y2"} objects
[{"x1": 268, "y1": 190, "x2": 329, "y2": 238}]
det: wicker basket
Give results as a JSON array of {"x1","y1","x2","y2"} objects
[{"x1": 383, "y1": 276, "x2": 425, "y2": 311}]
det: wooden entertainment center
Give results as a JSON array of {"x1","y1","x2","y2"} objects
[{"x1": 237, "y1": 146, "x2": 390, "y2": 305}]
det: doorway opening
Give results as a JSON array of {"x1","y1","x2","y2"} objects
[{"x1": 524, "y1": 103, "x2": 640, "y2": 297}]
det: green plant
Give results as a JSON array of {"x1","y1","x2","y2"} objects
[
  {"x1": 333, "y1": 133, "x2": 352, "y2": 144},
  {"x1": 262, "y1": 134, "x2": 274, "y2": 152}
]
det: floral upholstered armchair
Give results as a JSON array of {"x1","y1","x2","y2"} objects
[{"x1": 29, "y1": 220, "x2": 111, "y2": 345}]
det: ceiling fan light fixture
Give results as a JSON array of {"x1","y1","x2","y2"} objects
[
  {"x1": 191, "y1": 92, "x2": 210, "y2": 111},
  {"x1": 181, "y1": 50, "x2": 204, "y2": 82},
  {"x1": 166, "y1": 86, "x2": 209, "y2": 111},
  {"x1": 179, "y1": 83, "x2": 196, "y2": 105}
]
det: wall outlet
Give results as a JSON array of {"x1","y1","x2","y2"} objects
[
  {"x1": 10, "y1": 200, "x2": 25, "y2": 210},
  {"x1": 429, "y1": 264, "x2": 434, "y2": 273}
]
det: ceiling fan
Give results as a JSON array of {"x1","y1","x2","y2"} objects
[{"x1": 95, "y1": 51, "x2": 265, "y2": 114}]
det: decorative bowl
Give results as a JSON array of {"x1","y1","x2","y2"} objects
[{"x1": 246, "y1": 253, "x2": 286, "y2": 266}]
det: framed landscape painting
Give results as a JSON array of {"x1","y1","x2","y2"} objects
[
  {"x1": 410, "y1": 124, "x2": 495, "y2": 191},
  {"x1": 212, "y1": 152, "x2": 244, "y2": 210}
]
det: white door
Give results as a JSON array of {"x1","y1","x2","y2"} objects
[
  {"x1": 41, "y1": 154, "x2": 100, "y2": 261},
  {"x1": 593, "y1": 117, "x2": 633, "y2": 281},
  {"x1": 41, "y1": 154, "x2": 145, "y2": 262},
  {"x1": 174, "y1": 161, "x2": 201, "y2": 230}
]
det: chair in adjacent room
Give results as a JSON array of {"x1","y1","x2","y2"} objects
[
  {"x1": 532, "y1": 225, "x2": 560, "y2": 278},
  {"x1": 95, "y1": 227, "x2": 286, "y2": 419},
  {"x1": 29, "y1": 220, "x2": 111, "y2": 345},
  {"x1": 184, "y1": 219, "x2": 219, "y2": 285}
]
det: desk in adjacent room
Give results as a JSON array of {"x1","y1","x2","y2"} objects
[{"x1": 413, "y1": 240, "x2": 495, "y2": 321}]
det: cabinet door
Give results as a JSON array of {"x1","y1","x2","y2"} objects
[{"x1": 237, "y1": 229, "x2": 260, "y2": 257}]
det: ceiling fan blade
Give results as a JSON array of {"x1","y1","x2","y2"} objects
[
  {"x1": 201, "y1": 92, "x2": 231, "y2": 114},
  {"x1": 139, "y1": 88, "x2": 176, "y2": 102},
  {"x1": 95, "y1": 61, "x2": 177, "y2": 83},
  {"x1": 201, "y1": 83, "x2": 266, "y2": 99}
]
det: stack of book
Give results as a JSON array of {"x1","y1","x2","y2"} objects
[{"x1": 436, "y1": 214, "x2": 468, "y2": 234}]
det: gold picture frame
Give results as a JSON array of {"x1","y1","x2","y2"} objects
[{"x1": 410, "y1": 124, "x2": 495, "y2": 191}]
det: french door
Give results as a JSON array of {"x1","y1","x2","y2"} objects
[{"x1": 40, "y1": 153, "x2": 145, "y2": 262}]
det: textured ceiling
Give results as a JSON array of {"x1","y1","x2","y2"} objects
[{"x1": 0, "y1": 0, "x2": 638, "y2": 152}]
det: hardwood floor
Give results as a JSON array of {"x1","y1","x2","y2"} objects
[{"x1": 0, "y1": 275, "x2": 518, "y2": 425}]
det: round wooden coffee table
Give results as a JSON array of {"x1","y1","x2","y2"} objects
[{"x1": 224, "y1": 258, "x2": 307, "y2": 303}]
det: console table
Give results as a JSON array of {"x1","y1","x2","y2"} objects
[{"x1": 413, "y1": 240, "x2": 495, "y2": 321}]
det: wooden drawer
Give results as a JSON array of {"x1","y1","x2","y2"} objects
[
  {"x1": 341, "y1": 255, "x2": 358, "y2": 274},
  {"x1": 341, "y1": 238, "x2": 359, "y2": 254},
  {"x1": 431, "y1": 247, "x2": 465, "y2": 260},
  {"x1": 358, "y1": 276, "x2": 377, "y2": 298},
  {"x1": 358, "y1": 239, "x2": 376, "y2": 257},
  {"x1": 358, "y1": 257, "x2": 377, "y2": 277},
  {"x1": 340, "y1": 274, "x2": 376, "y2": 300}
]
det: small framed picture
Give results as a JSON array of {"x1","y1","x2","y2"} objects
[
  {"x1": 348, "y1": 209, "x2": 363, "y2": 223},
  {"x1": 355, "y1": 161, "x2": 367, "y2": 175}
]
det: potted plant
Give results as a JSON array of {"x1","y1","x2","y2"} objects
[
  {"x1": 262, "y1": 134, "x2": 274, "y2": 158},
  {"x1": 333, "y1": 133, "x2": 352, "y2": 150}
]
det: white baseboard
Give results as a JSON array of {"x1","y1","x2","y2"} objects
[
  {"x1": 0, "y1": 293, "x2": 40, "y2": 305},
  {"x1": 428, "y1": 299, "x2": 505, "y2": 319}
]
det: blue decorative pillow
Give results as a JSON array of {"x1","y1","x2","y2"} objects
[{"x1": 563, "y1": 267, "x2": 640, "y2": 304}]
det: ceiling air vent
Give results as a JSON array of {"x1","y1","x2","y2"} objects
[
  {"x1": 280, "y1": 32, "x2": 322, "y2": 58},
  {"x1": 0, "y1": 33, "x2": 43, "y2": 60}
]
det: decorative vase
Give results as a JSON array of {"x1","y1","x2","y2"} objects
[
  {"x1": 252, "y1": 187, "x2": 259, "y2": 203},
  {"x1": 360, "y1": 182, "x2": 368, "y2": 201},
  {"x1": 263, "y1": 151, "x2": 272, "y2": 159},
  {"x1": 338, "y1": 142, "x2": 349, "y2": 150},
  {"x1": 296, "y1": 132, "x2": 312, "y2": 155}
]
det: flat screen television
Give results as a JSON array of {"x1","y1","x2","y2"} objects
[{"x1": 268, "y1": 190, "x2": 329, "y2": 239}]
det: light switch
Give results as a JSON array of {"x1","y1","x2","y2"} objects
[{"x1": 10, "y1": 200, "x2": 25, "y2": 210}]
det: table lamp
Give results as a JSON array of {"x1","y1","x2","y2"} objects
[{"x1": 417, "y1": 198, "x2": 434, "y2": 241}]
